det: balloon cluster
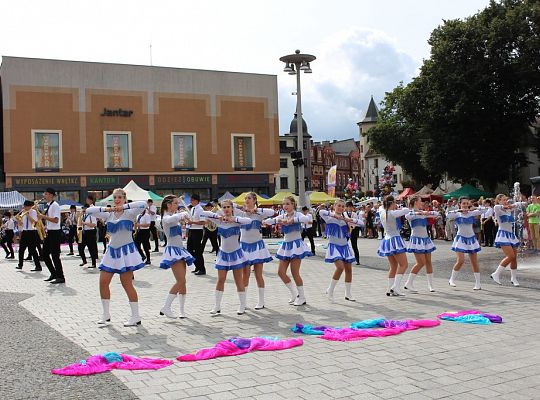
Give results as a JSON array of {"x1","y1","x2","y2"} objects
[
  {"x1": 344, "y1": 178, "x2": 361, "y2": 201},
  {"x1": 378, "y1": 165, "x2": 396, "y2": 195}
]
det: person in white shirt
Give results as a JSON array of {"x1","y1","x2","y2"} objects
[
  {"x1": 187, "y1": 194, "x2": 206, "y2": 275},
  {"x1": 134, "y1": 208, "x2": 152, "y2": 265},
  {"x1": 38, "y1": 188, "x2": 65, "y2": 284},
  {"x1": 16, "y1": 201, "x2": 42, "y2": 271},
  {"x1": 1, "y1": 211, "x2": 15, "y2": 258},
  {"x1": 147, "y1": 199, "x2": 159, "y2": 252},
  {"x1": 78, "y1": 205, "x2": 99, "y2": 268},
  {"x1": 300, "y1": 206, "x2": 316, "y2": 255},
  {"x1": 65, "y1": 205, "x2": 78, "y2": 255},
  {"x1": 480, "y1": 199, "x2": 495, "y2": 247}
]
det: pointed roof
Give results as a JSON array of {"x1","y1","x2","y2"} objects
[
  {"x1": 289, "y1": 113, "x2": 311, "y2": 138},
  {"x1": 362, "y1": 96, "x2": 378, "y2": 123}
]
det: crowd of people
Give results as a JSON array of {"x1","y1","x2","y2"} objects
[{"x1": 2, "y1": 187, "x2": 539, "y2": 326}]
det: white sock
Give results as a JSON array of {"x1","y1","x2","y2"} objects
[
  {"x1": 392, "y1": 274, "x2": 404, "y2": 291},
  {"x1": 285, "y1": 281, "x2": 298, "y2": 301},
  {"x1": 327, "y1": 279, "x2": 338, "y2": 296},
  {"x1": 237, "y1": 291, "x2": 246, "y2": 313},
  {"x1": 345, "y1": 282, "x2": 353, "y2": 298},
  {"x1": 492, "y1": 265, "x2": 505, "y2": 277},
  {"x1": 510, "y1": 269, "x2": 518, "y2": 281},
  {"x1": 297, "y1": 285, "x2": 305, "y2": 300},
  {"x1": 129, "y1": 302, "x2": 140, "y2": 320},
  {"x1": 450, "y1": 269, "x2": 458, "y2": 282},
  {"x1": 474, "y1": 272, "x2": 481, "y2": 287},
  {"x1": 405, "y1": 272, "x2": 417, "y2": 287},
  {"x1": 256, "y1": 287, "x2": 265, "y2": 308},
  {"x1": 101, "y1": 299, "x2": 110, "y2": 318},
  {"x1": 387, "y1": 277, "x2": 395, "y2": 292},
  {"x1": 178, "y1": 294, "x2": 186, "y2": 317},
  {"x1": 426, "y1": 273, "x2": 434, "y2": 289},
  {"x1": 163, "y1": 293, "x2": 176, "y2": 310},
  {"x1": 213, "y1": 290, "x2": 223, "y2": 311}
]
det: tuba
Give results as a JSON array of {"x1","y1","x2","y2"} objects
[{"x1": 34, "y1": 200, "x2": 47, "y2": 241}]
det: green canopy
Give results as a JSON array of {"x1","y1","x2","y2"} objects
[{"x1": 443, "y1": 184, "x2": 493, "y2": 200}]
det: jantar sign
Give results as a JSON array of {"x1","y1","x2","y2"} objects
[{"x1": 100, "y1": 108, "x2": 133, "y2": 117}]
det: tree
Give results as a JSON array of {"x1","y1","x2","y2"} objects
[{"x1": 367, "y1": 0, "x2": 540, "y2": 191}]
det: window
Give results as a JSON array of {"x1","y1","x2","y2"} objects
[
  {"x1": 374, "y1": 158, "x2": 379, "y2": 168},
  {"x1": 104, "y1": 131, "x2": 132, "y2": 171},
  {"x1": 171, "y1": 133, "x2": 197, "y2": 170},
  {"x1": 280, "y1": 158, "x2": 288, "y2": 168},
  {"x1": 32, "y1": 130, "x2": 62, "y2": 172},
  {"x1": 87, "y1": 190, "x2": 113, "y2": 202},
  {"x1": 231, "y1": 134, "x2": 255, "y2": 171},
  {"x1": 58, "y1": 191, "x2": 80, "y2": 203},
  {"x1": 280, "y1": 177, "x2": 289, "y2": 189}
]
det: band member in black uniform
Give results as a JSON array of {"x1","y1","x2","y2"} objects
[
  {"x1": 146, "y1": 199, "x2": 159, "y2": 252},
  {"x1": 39, "y1": 188, "x2": 65, "y2": 284},
  {"x1": 16, "y1": 201, "x2": 42, "y2": 271},
  {"x1": 1, "y1": 212, "x2": 15, "y2": 259},
  {"x1": 135, "y1": 208, "x2": 152, "y2": 265},
  {"x1": 66, "y1": 205, "x2": 77, "y2": 255},
  {"x1": 201, "y1": 202, "x2": 219, "y2": 254},
  {"x1": 346, "y1": 201, "x2": 361, "y2": 265},
  {"x1": 78, "y1": 205, "x2": 99, "y2": 268},
  {"x1": 187, "y1": 194, "x2": 206, "y2": 275}
]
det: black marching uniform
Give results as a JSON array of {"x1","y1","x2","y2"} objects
[
  {"x1": 78, "y1": 212, "x2": 99, "y2": 267},
  {"x1": 17, "y1": 209, "x2": 42, "y2": 270}
]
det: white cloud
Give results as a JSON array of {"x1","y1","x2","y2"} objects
[{"x1": 278, "y1": 28, "x2": 419, "y2": 141}]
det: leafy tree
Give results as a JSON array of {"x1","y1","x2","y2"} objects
[{"x1": 367, "y1": 0, "x2": 540, "y2": 191}]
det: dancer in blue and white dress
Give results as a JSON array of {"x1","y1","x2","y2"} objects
[
  {"x1": 86, "y1": 189, "x2": 147, "y2": 326},
  {"x1": 263, "y1": 196, "x2": 312, "y2": 306},
  {"x1": 446, "y1": 197, "x2": 486, "y2": 290},
  {"x1": 404, "y1": 196, "x2": 438, "y2": 293},
  {"x1": 201, "y1": 199, "x2": 252, "y2": 315},
  {"x1": 377, "y1": 196, "x2": 410, "y2": 296},
  {"x1": 490, "y1": 194, "x2": 527, "y2": 287},
  {"x1": 235, "y1": 192, "x2": 275, "y2": 310},
  {"x1": 318, "y1": 200, "x2": 364, "y2": 302},
  {"x1": 158, "y1": 195, "x2": 195, "y2": 319}
]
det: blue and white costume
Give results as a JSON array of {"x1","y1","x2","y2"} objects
[
  {"x1": 159, "y1": 212, "x2": 195, "y2": 269},
  {"x1": 263, "y1": 212, "x2": 313, "y2": 261},
  {"x1": 446, "y1": 209, "x2": 485, "y2": 253},
  {"x1": 87, "y1": 201, "x2": 147, "y2": 274},
  {"x1": 319, "y1": 210, "x2": 364, "y2": 263},
  {"x1": 493, "y1": 203, "x2": 526, "y2": 248},
  {"x1": 377, "y1": 207, "x2": 410, "y2": 257},
  {"x1": 235, "y1": 208, "x2": 275, "y2": 265},
  {"x1": 201, "y1": 211, "x2": 252, "y2": 271},
  {"x1": 406, "y1": 211, "x2": 438, "y2": 254}
]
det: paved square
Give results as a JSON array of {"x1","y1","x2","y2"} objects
[{"x1": 1, "y1": 238, "x2": 539, "y2": 400}]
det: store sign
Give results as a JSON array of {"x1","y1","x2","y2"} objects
[
  {"x1": 155, "y1": 175, "x2": 212, "y2": 187},
  {"x1": 100, "y1": 108, "x2": 133, "y2": 117},
  {"x1": 86, "y1": 175, "x2": 149, "y2": 187},
  {"x1": 12, "y1": 176, "x2": 80, "y2": 189},
  {"x1": 218, "y1": 174, "x2": 268, "y2": 185}
]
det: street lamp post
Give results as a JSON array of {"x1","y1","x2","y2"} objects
[{"x1": 280, "y1": 50, "x2": 315, "y2": 208}]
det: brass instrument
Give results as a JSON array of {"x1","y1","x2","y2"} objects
[
  {"x1": 15, "y1": 201, "x2": 46, "y2": 240},
  {"x1": 77, "y1": 211, "x2": 84, "y2": 244}
]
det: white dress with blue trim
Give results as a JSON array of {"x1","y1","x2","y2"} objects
[
  {"x1": 405, "y1": 211, "x2": 437, "y2": 254},
  {"x1": 446, "y1": 209, "x2": 484, "y2": 253},
  {"x1": 263, "y1": 212, "x2": 313, "y2": 261},
  {"x1": 160, "y1": 212, "x2": 195, "y2": 269},
  {"x1": 86, "y1": 201, "x2": 147, "y2": 274},
  {"x1": 377, "y1": 207, "x2": 410, "y2": 257},
  {"x1": 319, "y1": 210, "x2": 364, "y2": 263},
  {"x1": 493, "y1": 203, "x2": 526, "y2": 248},
  {"x1": 236, "y1": 208, "x2": 275, "y2": 265},
  {"x1": 201, "y1": 211, "x2": 252, "y2": 271}
]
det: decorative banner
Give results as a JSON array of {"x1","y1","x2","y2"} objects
[
  {"x1": 105, "y1": 134, "x2": 129, "y2": 170},
  {"x1": 327, "y1": 165, "x2": 337, "y2": 197},
  {"x1": 34, "y1": 132, "x2": 60, "y2": 171},
  {"x1": 172, "y1": 135, "x2": 194, "y2": 170},
  {"x1": 233, "y1": 136, "x2": 253, "y2": 170}
]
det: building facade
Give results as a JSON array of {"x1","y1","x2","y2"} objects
[
  {"x1": 0, "y1": 56, "x2": 279, "y2": 201},
  {"x1": 358, "y1": 96, "x2": 407, "y2": 193}
]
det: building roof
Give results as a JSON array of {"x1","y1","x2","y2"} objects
[
  {"x1": 361, "y1": 96, "x2": 378, "y2": 123},
  {"x1": 289, "y1": 113, "x2": 311, "y2": 138},
  {"x1": 329, "y1": 138, "x2": 358, "y2": 155}
]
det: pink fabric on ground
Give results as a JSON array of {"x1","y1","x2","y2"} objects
[
  {"x1": 436, "y1": 310, "x2": 482, "y2": 319},
  {"x1": 177, "y1": 337, "x2": 304, "y2": 361},
  {"x1": 51, "y1": 354, "x2": 174, "y2": 376},
  {"x1": 321, "y1": 320, "x2": 440, "y2": 342}
]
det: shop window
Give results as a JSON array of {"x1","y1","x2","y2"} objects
[
  {"x1": 171, "y1": 133, "x2": 197, "y2": 171},
  {"x1": 58, "y1": 191, "x2": 80, "y2": 203},
  {"x1": 87, "y1": 190, "x2": 113, "y2": 202},
  {"x1": 280, "y1": 158, "x2": 288, "y2": 168},
  {"x1": 231, "y1": 134, "x2": 255, "y2": 171},
  {"x1": 280, "y1": 177, "x2": 289, "y2": 190},
  {"x1": 32, "y1": 130, "x2": 62, "y2": 172},
  {"x1": 104, "y1": 131, "x2": 132, "y2": 172},
  {"x1": 19, "y1": 192, "x2": 37, "y2": 201}
]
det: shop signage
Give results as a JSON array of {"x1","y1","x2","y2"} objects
[
  {"x1": 100, "y1": 108, "x2": 133, "y2": 117},
  {"x1": 86, "y1": 175, "x2": 149, "y2": 187},
  {"x1": 218, "y1": 174, "x2": 268, "y2": 185},
  {"x1": 12, "y1": 176, "x2": 80, "y2": 189},
  {"x1": 155, "y1": 175, "x2": 212, "y2": 187}
]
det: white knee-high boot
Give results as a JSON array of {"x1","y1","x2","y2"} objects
[
  {"x1": 237, "y1": 291, "x2": 247, "y2": 315},
  {"x1": 160, "y1": 293, "x2": 177, "y2": 318},
  {"x1": 344, "y1": 282, "x2": 356, "y2": 301},
  {"x1": 326, "y1": 279, "x2": 338, "y2": 301},
  {"x1": 255, "y1": 287, "x2": 265, "y2": 310},
  {"x1": 124, "y1": 302, "x2": 141, "y2": 326},
  {"x1": 178, "y1": 294, "x2": 186, "y2": 318},
  {"x1": 211, "y1": 290, "x2": 223, "y2": 314},
  {"x1": 285, "y1": 282, "x2": 298, "y2": 304},
  {"x1": 293, "y1": 286, "x2": 306, "y2": 306},
  {"x1": 426, "y1": 273, "x2": 435, "y2": 292},
  {"x1": 404, "y1": 273, "x2": 417, "y2": 292},
  {"x1": 98, "y1": 299, "x2": 111, "y2": 324}
]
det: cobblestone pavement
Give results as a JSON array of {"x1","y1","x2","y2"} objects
[{"x1": 1, "y1": 238, "x2": 539, "y2": 400}]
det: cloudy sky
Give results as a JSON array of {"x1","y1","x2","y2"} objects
[{"x1": 1, "y1": 0, "x2": 490, "y2": 141}]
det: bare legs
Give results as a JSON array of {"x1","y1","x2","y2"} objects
[
  {"x1": 278, "y1": 258, "x2": 305, "y2": 305},
  {"x1": 160, "y1": 261, "x2": 187, "y2": 318},
  {"x1": 449, "y1": 252, "x2": 481, "y2": 289},
  {"x1": 491, "y1": 246, "x2": 519, "y2": 286},
  {"x1": 327, "y1": 260, "x2": 355, "y2": 301},
  {"x1": 404, "y1": 253, "x2": 435, "y2": 292},
  {"x1": 243, "y1": 263, "x2": 265, "y2": 309},
  {"x1": 98, "y1": 270, "x2": 140, "y2": 326}
]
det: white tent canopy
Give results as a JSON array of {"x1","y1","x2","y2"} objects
[
  {"x1": 416, "y1": 185, "x2": 434, "y2": 196},
  {"x1": 432, "y1": 187, "x2": 447, "y2": 195},
  {"x1": 97, "y1": 180, "x2": 157, "y2": 205},
  {"x1": 218, "y1": 191, "x2": 235, "y2": 202},
  {"x1": 0, "y1": 191, "x2": 27, "y2": 209}
]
